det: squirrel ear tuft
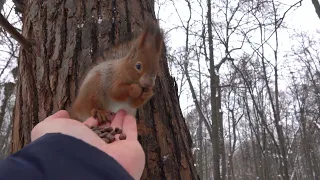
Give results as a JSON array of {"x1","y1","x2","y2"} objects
[
  {"x1": 138, "y1": 30, "x2": 149, "y2": 49},
  {"x1": 154, "y1": 30, "x2": 164, "y2": 53},
  {"x1": 138, "y1": 21, "x2": 164, "y2": 53}
]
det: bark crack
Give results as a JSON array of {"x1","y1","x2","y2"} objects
[
  {"x1": 82, "y1": 0, "x2": 86, "y2": 20},
  {"x1": 124, "y1": 0, "x2": 131, "y2": 33},
  {"x1": 60, "y1": 1, "x2": 69, "y2": 110},
  {"x1": 42, "y1": 2, "x2": 54, "y2": 117},
  {"x1": 28, "y1": 24, "x2": 39, "y2": 127},
  {"x1": 74, "y1": 0, "x2": 86, "y2": 95},
  {"x1": 138, "y1": 0, "x2": 145, "y2": 20},
  {"x1": 111, "y1": 0, "x2": 117, "y2": 45},
  {"x1": 97, "y1": 0, "x2": 101, "y2": 18},
  {"x1": 73, "y1": 28, "x2": 82, "y2": 95},
  {"x1": 91, "y1": 19, "x2": 98, "y2": 61},
  {"x1": 15, "y1": 80, "x2": 23, "y2": 152},
  {"x1": 61, "y1": 5, "x2": 67, "y2": 56}
]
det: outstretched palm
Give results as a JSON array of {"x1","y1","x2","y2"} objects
[{"x1": 31, "y1": 109, "x2": 145, "y2": 180}]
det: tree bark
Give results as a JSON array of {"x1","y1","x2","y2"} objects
[
  {"x1": 0, "y1": 82, "x2": 15, "y2": 159},
  {"x1": 11, "y1": 1, "x2": 199, "y2": 179},
  {"x1": 206, "y1": 0, "x2": 221, "y2": 178},
  {"x1": 0, "y1": 82, "x2": 15, "y2": 129}
]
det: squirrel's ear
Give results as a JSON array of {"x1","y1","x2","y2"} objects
[
  {"x1": 138, "y1": 30, "x2": 149, "y2": 49},
  {"x1": 154, "y1": 30, "x2": 164, "y2": 53},
  {"x1": 137, "y1": 21, "x2": 164, "y2": 52}
]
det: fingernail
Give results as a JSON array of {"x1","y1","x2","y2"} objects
[{"x1": 118, "y1": 109, "x2": 128, "y2": 115}]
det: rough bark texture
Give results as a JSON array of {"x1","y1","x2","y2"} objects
[{"x1": 11, "y1": 1, "x2": 199, "y2": 179}]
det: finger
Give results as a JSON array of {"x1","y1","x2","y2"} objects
[
  {"x1": 102, "y1": 121, "x2": 111, "y2": 127},
  {"x1": 122, "y1": 114, "x2": 138, "y2": 140},
  {"x1": 109, "y1": 112, "x2": 116, "y2": 121},
  {"x1": 83, "y1": 117, "x2": 99, "y2": 127},
  {"x1": 111, "y1": 109, "x2": 127, "y2": 128},
  {"x1": 45, "y1": 110, "x2": 70, "y2": 121}
]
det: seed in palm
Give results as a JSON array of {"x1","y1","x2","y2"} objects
[
  {"x1": 106, "y1": 133, "x2": 115, "y2": 142},
  {"x1": 101, "y1": 126, "x2": 113, "y2": 133},
  {"x1": 119, "y1": 133, "x2": 127, "y2": 140}
]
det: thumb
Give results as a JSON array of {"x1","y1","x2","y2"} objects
[
  {"x1": 83, "y1": 117, "x2": 99, "y2": 127},
  {"x1": 46, "y1": 110, "x2": 70, "y2": 121}
]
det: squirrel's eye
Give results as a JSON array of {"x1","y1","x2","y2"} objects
[{"x1": 136, "y1": 63, "x2": 142, "y2": 71}]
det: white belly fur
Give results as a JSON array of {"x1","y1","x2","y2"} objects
[{"x1": 108, "y1": 100, "x2": 137, "y2": 116}]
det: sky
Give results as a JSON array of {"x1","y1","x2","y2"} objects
[
  {"x1": 287, "y1": 0, "x2": 320, "y2": 30},
  {"x1": 155, "y1": 0, "x2": 320, "y2": 115},
  {"x1": 157, "y1": 0, "x2": 320, "y2": 50}
]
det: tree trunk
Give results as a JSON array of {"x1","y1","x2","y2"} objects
[
  {"x1": 197, "y1": 116, "x2": 204, "y2": 179},
  {"x1": 0, "y1": 117, "x2": 12, "y2": 159},
  {"x1": 0, "y1": 82, "x2": 15, "y2": 159},
  {"x1": 216, "y1": 75, "x2": 226, "y2": 180},
  {"x1": 11, "y1": 1, "x2": 199, "y2": 179},
  {"x1": 206, "y1": 0, "x2": 220, "y2": 178},
  {"x1": 0, "y1": 82, "x2": 15, "y2": 130},
  {"x1": 197, "y1": 50, "x2": 204, "y2": 180}
]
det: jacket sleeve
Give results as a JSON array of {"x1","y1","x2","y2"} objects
[{"x1": 0, "y1": 133, "x2": 134, "y2": 180}]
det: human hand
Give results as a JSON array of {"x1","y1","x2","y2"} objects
[
  {"x1": 31, "y1": 109, "x2": 145, "y2": 180},
  {"x1": 141, "y1": 87, "x2": 154, "y2": 100}
]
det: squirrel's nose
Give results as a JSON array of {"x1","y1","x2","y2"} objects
[
  {"x1": 140, "y1": 81, "x2": 153, "y2": 88},
  {"x1": 140, "y1": 78, "x2": 154, "y2": 88}
]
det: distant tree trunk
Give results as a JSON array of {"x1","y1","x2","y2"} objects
[
  {"x1": 204, "y1": 135, "x2": 210, "y2": 179},
  {"x1": 11, "y1": 1, "x2": 199, "y2": 179},
  {"x1": 217, "y1": 75, "x2": 226, "y2": 180},
  {"x1": 0, "y1": 118, "x2": 12, "y2": 159},
  {"x1": 0, "y1": 82, "x2": 15, "y2": 159},
  {"x1": 300, "y1": 110, "x2": 314, "y2": 180},
  {"x1": 197, "y1": 51, "x2": 204, "y2": 179},
  {"x1": 206, "y1": 0, "x2": 221, "y2": 178},
  {"x1": 0, "y1": 82, "x2": 15, "y2": 129}
]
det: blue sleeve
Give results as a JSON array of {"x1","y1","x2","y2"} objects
[{"x1": 0, "y1": 133, "x2": 134, "y2": 180}]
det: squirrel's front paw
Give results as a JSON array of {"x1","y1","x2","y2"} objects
[
  {"x1": 129, "y1": 84, "x2": 143, "y2": 99},
  {"x1": 141, "y1": 88, "x2": 154, "y2": 100},
  {"x1": 90, "y1": 109, "x2": 115, "y2": 124}
]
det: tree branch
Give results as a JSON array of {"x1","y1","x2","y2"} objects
[
  {"x1": 215, "y1": 57, "x2": 234, "y2": 70},
  {"x1": 312, "y1": 0, "x2": 320, "y2": 20},
  {"x1": 0, "y1": 0, "x2": 6, "y2": 11},
  {"x1": 0, "y1": 13, "x2": 31, "y2": 51}
]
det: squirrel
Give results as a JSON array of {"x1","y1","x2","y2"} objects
[{"x1": 68, "y1": 21, "x2": 164, "y2": 124}]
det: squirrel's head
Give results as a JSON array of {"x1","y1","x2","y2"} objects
[{"x1": 126, "y1": 23, "x2": 164, "y2": 89}]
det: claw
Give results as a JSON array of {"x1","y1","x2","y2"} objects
[{"x1": 90, "y1": 108, "x2": 115, "y2": 124}]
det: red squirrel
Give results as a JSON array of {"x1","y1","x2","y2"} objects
[{"x1": 69, "y1": 22, "x2": 164, "y2": 124}]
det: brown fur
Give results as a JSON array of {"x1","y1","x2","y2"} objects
[{"x1": 69, "y1": 21, "x2": 164, "y2": 123}]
